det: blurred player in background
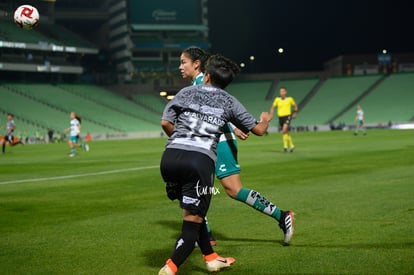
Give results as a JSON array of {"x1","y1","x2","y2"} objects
[
  {"x1": 179, "y1": 47, "x2": 295, "y2": 247},
  {"x1": 270, "y1": 87, "x2": 298, "y2": 153},
  {"x1": 354, "y1": 105, "x2": 366, "y2": 136},
  {"x1": 63, "y1": 112, "x2": 89, "y2": 157},
  {"x1": 159, "y1": 54, "x2": 272, "y2": 275},
  {"x1": 1, "y1": 113, "x2": 23, "y2": 154}
]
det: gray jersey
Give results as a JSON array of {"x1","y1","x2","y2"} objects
[
  {"x1": 162, "y1": 84, "x2": 257, "y2": 161},
  {"x1": 6, "y1": 120, "x2": 15, "y2": 133}
]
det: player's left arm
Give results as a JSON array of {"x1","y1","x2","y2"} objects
[
  {"x1": 291, "y1": 98, "x2": 299, "y2": 119},
  {"x1": 229, "y1": 123, "x2": 249, "y2": 140},
  {"x1": 161, "y1": 119, "x2": 175, "y2": 137},
  {"x1": 233, "y1": 127, "x2": 249, "y2": 140}
]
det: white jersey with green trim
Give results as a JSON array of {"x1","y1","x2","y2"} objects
[
  {"x1": 357, "y1": 109, "x2": 364, "y2": 120},
  {"x1": 70, "y1": 118, "x2": 80, "y2": 136}
]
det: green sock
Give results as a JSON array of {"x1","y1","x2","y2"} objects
[
  {"x1": 235, "y1": 187, "x2": 281, "y2": 221},
  {"x1": 71, "y1": 148, "x2": 76, "y2": 155}
]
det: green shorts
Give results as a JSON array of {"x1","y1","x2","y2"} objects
[
  {"x1": 70, "y1": 135, "x2": 79, "y2": 143},
  {"x1": 215, "y1": 139, "x2": 240, "y2": 179},
  {"x1": 358, "y1": 120, "x2": 364, "y2": 126}
]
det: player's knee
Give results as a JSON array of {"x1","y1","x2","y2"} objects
[
  {"x1": 183, "y1": 212, "x2": 204, "y2": 223},
  {"x1": 223, "y1": 184, "x2": 241, "y2": 199},
  {"x1": 224, "y1": 188, "x2": 237, "y2": 199}
]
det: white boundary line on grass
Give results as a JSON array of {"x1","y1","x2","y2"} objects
[{"x1": 0, "y1": 165, "x2": 159, "y2": 185}]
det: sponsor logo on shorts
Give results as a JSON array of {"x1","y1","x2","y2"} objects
[{"x1": 182, "y1": 195, "x2": 201, "y2": 206}]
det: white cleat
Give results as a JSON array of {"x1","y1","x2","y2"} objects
[
  {"x1": 158, "y1": 265, "x2": 175, "y2": 275},
  {"x1": 205, "y1": 254, "x2": 235, "y2": 272}
]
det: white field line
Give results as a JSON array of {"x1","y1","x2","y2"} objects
[{"x1": 0, "y1": 165, "x2": 159, "y2": 185}]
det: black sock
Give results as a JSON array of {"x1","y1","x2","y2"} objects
[
  {"x1": 170, "y1": 220, "x2": 201, "y2": 267},
  {"x1": 2, "y1": 143, "x2": 5, "y2": 153},
  {"x1": 197, "y1": 219, "x2": 214, "y2": 256}
]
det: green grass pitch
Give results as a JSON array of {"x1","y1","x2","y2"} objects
[{"x1": 0, "y1": 129, "x2": 413, "y2": 274}]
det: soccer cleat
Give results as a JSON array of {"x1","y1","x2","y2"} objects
[
  {"x1": 84, "y1": 144, "x2": 90, "y2": 152},
  {"x1": 290, "y1": 147, "x2": 295, "y2": 153},
  {"x1": 158, "y1": 265, "x2": 175, "y2": 275},
  {"x1": 69, "y1": 153, "x2": 75, "y2": 157},
  {"x1": 158, "y1": 259, "x2": 177, "y2": 275},
  {"x1": 283, "y1": 148, "x2": 288, "y2": 153},
  {"x1": 204, "y1": 253, "x2": 235, "y2": 272},
  {"x1": 279, "y1": 210, "x2": 295, "y2": 245}
]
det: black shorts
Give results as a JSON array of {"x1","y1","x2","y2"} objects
[
  {"x1": 160, "y1": 148, "x2": 215, "y2": 218},
  {"x1": 4, "y1": 133, "x2": 14, "y2": 143},
  {"x1": 279, "y1": 115, "x2": 292, "y2": 128}
]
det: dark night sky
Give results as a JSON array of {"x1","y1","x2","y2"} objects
[{"x1": 207, "y1": 0, "x2": 413, "y2": 72}]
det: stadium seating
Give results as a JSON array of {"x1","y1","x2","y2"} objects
[
  {"x1": 0, "y1": 86, "x2": 113, "y2": 133},
  {"x1": 130, "y1": 94, "x2": 167, "y2": 114},
  {"x1": 334, "y1": 72, "x2": 414, "y2": 124},
  {"x1": 0, "y1": 18, "x2": 95, "y2": 48},
  {"x1": 39, "y1": 23, "x2": 96, "y2": 48},
  {"x1": 225, "y1": 78, "x2": 320, "y2": 120},
  {"x1": 3, "y1": 83, "x2": 160, "y2": 133},
  {"x1": 58, "y1": 84, "x2": 161, "y2": 120},
  {"x1": 0, "y1": 110, "x2": 40, "y2": 135},
  {"x1": 274, "y1": 77, "x2": 321, "y2": 105},
  {"x1": 132, "y1": 60, "x2": 166, "y2": 72},
  {"x1": 294, "y1": 74, "x2": 383, "y2": 126},
  {"x1": 225, "y1": 80, "x2": 273, "y2": 118},
  {"x1": 1, "y1": 72, "x2": 412, "y2": 137},
  {"x1": 0, "y1": 18, "x2": 54, "y2": 44}
]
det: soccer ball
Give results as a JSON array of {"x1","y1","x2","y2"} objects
[{"x1": 14, "y1": 5, "x2": 40, "y2": 30}]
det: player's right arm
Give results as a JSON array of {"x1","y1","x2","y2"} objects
[
  {"x1": 269, "y1": 97, "x2": 278, "y2": 119},
  {"x1": 161, "y1": 91, "x2": 181, "y2": 137},
  {"x1": 250, "y1": 112, "x2": 272, "y2": 136}
]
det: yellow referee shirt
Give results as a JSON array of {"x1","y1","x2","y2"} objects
[{"x1": 273, "y1": 97, "x2": 296, "y2": 117}]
